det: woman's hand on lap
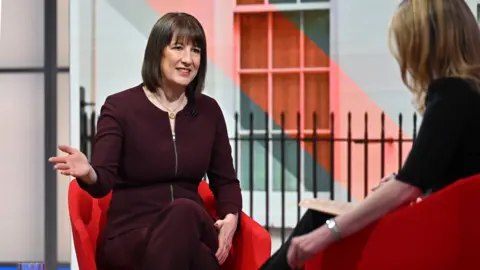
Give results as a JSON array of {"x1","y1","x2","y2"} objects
[
  {"x1": 287, "y1": 228, "x2": 333, "y2": 269},
  {"x1": 214, "y1": 213, "x2": 238, "y2": 265}
]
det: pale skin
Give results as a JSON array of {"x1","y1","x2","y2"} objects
[
  {"x1": 287, "y1": 174, "x2": 422, "y2": 268},
  {"x1": 49, "y1": 36, "x2": 238, "y2": 265}
]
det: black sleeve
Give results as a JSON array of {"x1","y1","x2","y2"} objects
[{"x1": 396, "y1": 78, "x2": 474, "y2": 193}]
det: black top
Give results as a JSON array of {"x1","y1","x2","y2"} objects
[{"x1": 397, "y1": 77, "x2": 480, "y2": 193}]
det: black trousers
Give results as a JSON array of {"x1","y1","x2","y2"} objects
[{"x1": 260, "y1": 210, "x2": 335, "y2": 270}]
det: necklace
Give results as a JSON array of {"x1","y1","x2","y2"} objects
[{"x1": 153, "y1": 91, "x2": 186, "y2": 119}]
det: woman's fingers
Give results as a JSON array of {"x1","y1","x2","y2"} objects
[
  {"x1": 59, "y1": 170, "x2": 72, "y2": 176},
  {"x1": 218, "y1": 246, "x2": 228, "y2": 265},
  {"x1": 54, "y1": 163, "x2": 70, "y2": 170},
  {"x1": 216, "y1": 233, "x2": 224, "y2": 258},
  {"x1": 48, "y1": 156, "x2": 67, "y2": 163},
  {"x1": 58, "y1": 145, "x2": 77, "y2": 154},
  {"x1": 222, "y1": 245, "x2": 231, "y2": 263},
  {"x1": 287, "y1": 241, "x2": 297, "y2": 268},
  {"x1": 215, "y1": 231, "x2": 232, "y2": 265},
  {"x1": 216, "y1": 245, "x2": 225, "y2": 264},
  {"x1": 218, "y1": 252, "x2": 225, "y2": 264}
]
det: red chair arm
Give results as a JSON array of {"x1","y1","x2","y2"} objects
[
  {"x1": 70, "y1": 219, "x2": 97, "y2": 270},
  {"x1": 305, "y1": 175, "x2": 480, "y2": 270},
  {"x1": 225, "y1": 213, "x2": 271, "y2": 270},
  {"x1": 198, "y1": 181, "x2": 272, "y2": 269}
]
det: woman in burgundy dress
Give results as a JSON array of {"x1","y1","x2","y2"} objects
[{"x1": 49, "y1": 12, "x2": 242, "y2": 270}]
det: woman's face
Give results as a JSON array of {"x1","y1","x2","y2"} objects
[{"x1": 160, "y1": 35, "x2": 201, "y2": 88}]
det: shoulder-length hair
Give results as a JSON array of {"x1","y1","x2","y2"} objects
[
  {"x1": 388, "y1": 0, "x2": 480, "y2": 113},
  {"x1": 141, "y1": 12, "x2": 207, "y2": 116}
]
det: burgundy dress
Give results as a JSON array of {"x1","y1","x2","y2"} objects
[{"x1": 77, "y1": 84, "x2": 242, "y2": 270}]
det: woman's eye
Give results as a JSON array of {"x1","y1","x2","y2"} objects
[{"x1": 192, "y1": 48, "x2": 201, "y2": 53}]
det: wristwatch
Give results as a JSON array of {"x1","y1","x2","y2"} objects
[{"x1": 325, "y1": 218, "x2": 342, "y2": 240}]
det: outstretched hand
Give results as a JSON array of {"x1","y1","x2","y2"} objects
[
  {"x1": 48, "y1": 145, "x2": 90, "y2": 178},
  {"x1": 215, "y1": 213, "x2": 238, "y2": 265}
]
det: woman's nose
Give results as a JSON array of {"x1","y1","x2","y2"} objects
[{"x1": 180, "y1": 51, "x2": 193, "y2": 65}]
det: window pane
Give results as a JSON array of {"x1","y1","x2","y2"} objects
[
  {"x1": 0, "y1": 0, "x2": 44, "y2": 67},
  {"x1": 240, "y1": 74, "x2": 268, "y2": 131},
  {"x1": 240, "y1": 137, "x2": 268, "y2": 191},
  {"x1": 272, "y1": 134, "x2": 300, "y2": 191},
  {"x1": 303, "y1": 10, "x2": 329, "y2": 67},
  {"x1": 57, "y1": 73, "x2": 70, "y2": 262},
  {"x1": 305, "y1": 73, "x2": 330, "y2": 130},
  {"x1": 57, "y1": 0, "x2": 69, "y2": 67},
  {"x1": 272, "y1": 73, "x2": 300, "y2": 131},
  {"x1": 273, "y1": 12, "x2": 300, "y2": 68},
  {"x1": 0, "y1": 73, "x2": 44, "y2": 261},
  {"x1": 269, "y1": 0, "x2": 296, "y2": 3},
  {"x1": 239, "y1": 13, "x2": 268, "y2": 69},
  {"x1": 237, "y1": 0, "x2": 263, "y2": 5},
  {"x1": 303, "y1": 134, "x2": 332, "y2": 192}
]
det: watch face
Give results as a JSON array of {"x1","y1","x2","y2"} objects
[{"x1": 326, "y1": 220, "x2": 335, "y2": 229}]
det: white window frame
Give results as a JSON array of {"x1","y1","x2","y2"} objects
[{"x1": 234, "y1": 0, "x2": 339, "y2": 229}]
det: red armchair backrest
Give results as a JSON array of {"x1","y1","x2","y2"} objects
[
  {"x1": 305, "y1": 174, "x2": 480, "y2": 270},
  {"x1": 68, "y1": 180, "x2": 111, "y2": 259}
]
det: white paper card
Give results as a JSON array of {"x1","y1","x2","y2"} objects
[{"x1": 299, "y1": 198, "x2": 356, "y2": 216}]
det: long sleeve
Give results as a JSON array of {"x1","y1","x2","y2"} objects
[
  {"x1": 396, "y1": 78, "x2": 475, "y2": 193},
  {"x1": 207, "y1": 102, "x2": 243, "y2": 219},
  {"x1": 77, "y1": 96, "x2": 124, "y2": 198}
]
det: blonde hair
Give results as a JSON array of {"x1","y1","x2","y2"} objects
[{"x1": 388, "y1": 0, "x2": 480, "y2": 113}]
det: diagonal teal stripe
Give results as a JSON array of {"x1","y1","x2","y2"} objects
[
  {"x1": 275, "y1": 10, "x2": 330, "y2": 57},
  {"x1": 103, "y1": 0, "x2": 346, "y2": 196}
]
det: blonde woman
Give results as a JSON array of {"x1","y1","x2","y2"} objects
[{"x1": 260, "y1": 0, "x2": 480, "y2": 268}]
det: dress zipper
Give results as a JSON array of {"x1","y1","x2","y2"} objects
[
  {"x1": 170, "y1": 184, "x2": 174, "y2": 201},
  {"x1": 170, "y1": 123, "x2": 178, "y2": 201},
  {"x1": 172, "y1": 131, "x2": 178, "y2": 177}
]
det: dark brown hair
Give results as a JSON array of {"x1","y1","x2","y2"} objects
[
  {"x1": 389, "y1": 0, "x2": 480, "y2": 113},
  {"x1": 141, "y1": 12, "x2": 207, "y2": 116}
]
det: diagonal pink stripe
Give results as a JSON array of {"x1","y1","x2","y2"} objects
[{"x1": 145, "y1": 0, "x2": 412, "y2": 201}]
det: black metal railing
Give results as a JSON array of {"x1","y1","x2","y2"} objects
[
  {"x1": 80, "y1": 88, "x2": 419, "y2": 242},
  {"x1": 80, "y1": 87, "x2": 96, "y2": 159}
]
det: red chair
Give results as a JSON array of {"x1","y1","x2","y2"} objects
[
  {"x1": 68, "y1": 180, "x2": 271, "y2": 270},
  {"x1": 304, "y1": 174, "x2": 480, "y2": 270}
]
